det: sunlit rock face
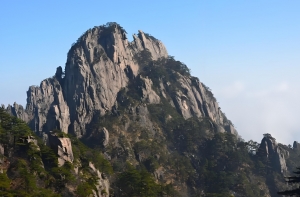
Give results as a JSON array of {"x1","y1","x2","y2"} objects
[
  {"x1": 48, "y1": 132, "x2": 74, "y2": 166},
  {"x1": 4, "y1": 23, "x2": 168, "y2": 137},
  {"x1": 164, "y1": 74, "x2": 236, "y2": 134},
  {"x1": 4, "y1": 22, "x2": 236, "y2": 138},
  {"x1": 89, "y1": 162, "x2": 110, "y2": 197}
]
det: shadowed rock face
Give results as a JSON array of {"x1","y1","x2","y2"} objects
[
  {"x1": 293, "y1": 141, "x2": 300, "y2": 150},
  {"x1": 258, "y1": 135, "x2": 288, "y2": 174},
  {"x1": 4, "y1": 23, "x2": 236, "y2": 139},
  {"x1": 0, "y1": 144, "x2": 4, "y2": 165}
]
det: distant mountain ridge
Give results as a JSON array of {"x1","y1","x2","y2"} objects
[{"x1": 1, "y1": 22, "x2": 300, "y2": 197}]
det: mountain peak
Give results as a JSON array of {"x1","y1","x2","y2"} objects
[
  {"x1": 4, "y1": 22, "x2": 298, "y2": 197},
  {"x1": 5, "y1": 22, "x2": 235, "y2": 139}
]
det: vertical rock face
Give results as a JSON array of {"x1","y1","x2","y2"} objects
[
  {"x1": 258, "y1": 134, "x2": 288, "y2": 174},
  {"x1": 0, "y1": 144, "x2": 4, "y2": 165},
  {"x1": 0, "y1": 144, "x2": 3, "y2": 155},
  {"x1": 48, "y1": 133, "x2": 74, "y2": 166},
  {"x1": 25, "y1": 77, "x2": 70, "y2": 135},
  {"x1": 63, "y1": 26, "x2": 129, "y2": 136},
  {"x1": 163, "y1": 74, "x2": 236, "y2": 134},
  {"x1": 5, "y1": 102, "x2": 28, "y2": 122},
  {"x1": 101, "y1": 127, "x2": 109, "y2": 147},
  {"x1": 89, "y1": 162, "x2": 110, "y2": 197},
  {"x1": 140, "y1": 76, "x2": 160, "y2": 104},
  {"x1": 4, "y1": 22, "x2": 237, "y2": 138},
  {"x1": 5, "y1": 23, "x2": 168, "y2": 137},
  {"x1": 293, "y1": 141, "x2": 300, "y2": 150},
  {"x1": 62, "y1": 24, "x2": 168, "y2": 137},
  {"x1": 132, "y1": 30, "x2": 168, "y2": 60}
]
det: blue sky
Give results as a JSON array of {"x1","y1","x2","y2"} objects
[{"x1": 1, "y1": 1, "x2": 300, "y2": 145}]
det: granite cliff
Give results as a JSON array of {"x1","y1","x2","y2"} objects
[
  {"x1": 4, "y1": 22, "x2": 236, "y2": 139},
  {"x1": 1, "y1": 22, "x2": 299, "y2": 197}
]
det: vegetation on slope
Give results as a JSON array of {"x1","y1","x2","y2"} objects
[{"x1": 0, "y1": 108, "x2": 113, "y2": 196}]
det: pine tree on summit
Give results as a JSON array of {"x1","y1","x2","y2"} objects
[{"x1": 278, "y1": 167, "x2": 300, "y2": 196}]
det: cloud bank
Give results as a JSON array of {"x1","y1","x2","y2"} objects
[{"x1": 214, "y1": 80, "x2": 300, "y2": 145}]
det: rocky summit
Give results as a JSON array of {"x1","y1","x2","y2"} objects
[
  {"x1": 1, "y1": 22, "x2": 300, "y2": 197},
  {"x1": 4, "y1": 22, "x2": 234, "y2": 138}
]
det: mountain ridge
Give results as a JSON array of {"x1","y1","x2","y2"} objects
[
  {"x1": 3, "y1": 22, "x2": 237, "y2": 139},
  {"x1": 1, "y1": 22, "x2": 299, "y2": 197}
]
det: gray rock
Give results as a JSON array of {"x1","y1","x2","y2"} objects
[
  {"x1": 5, "y1": 102, "x2": 28, "y2": 122},
  {"x1": 102, "y1": 127, "x2": 109, "y2": 147},
  {"x1": 169, "y1": 74, "x2": 236, "y2": 135},
  {"x1": 159, "y1": 80, "x2": 167, "y2": 98},
  {"x1": 42, "y1": 133, "x2": 49, "y2": 146},
  {"x1": 89, "y1": 162, "x2": 110, "y2": 197},
  {"x1": 61, "y1": 25, "x2": 167, "y2": 137},
  {"x1": 48, "y1": 132, "x2": 74, "y2": 166},
  {"x1": 140, "y1": 76, "x2": 160, "y2": 104},
  {"x1": 5, "y1": 23, "x2": 237, "y2": 139},
  {"x1": 154, "y1": 168, "x2": 165, "y2": 180},
  {"x1": 258, "y1": 135, "x2": 288, "y2": 174},
  {"x1": 5, "y1": 24, "x2": 168, "y2": 138},
  {"x1": 293, "y1": 141, "x2": 300, "y2": 150},
  {"x1": 132, "y1": 30, "x2": 168, "y2": 60},
  {"x1": 225, "y1": 124, "x2": 238, "y2": 136},
  {"x1": 25, "y1": 77, "x2": 70, "y2": 135},
  {"x1": 0, "y1": 144, "x2": 3, "y2": 156}
]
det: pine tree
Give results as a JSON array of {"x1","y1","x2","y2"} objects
[{"x1": 278, "y1": 167, "x2": 300, "y2": 196}]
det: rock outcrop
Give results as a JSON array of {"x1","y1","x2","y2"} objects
[
  {"x1": 4, "y1": 22, "x2": 236, "y2": 138},
  {"x1": 0, "y1": 144, "x2": 4, "y2": 164},
  {"x1": 132, "y1": 30, "x2": 168, "y2": 60},
  {"x1": 89, "y1": 162, "x2": 110, "y2": 197},
  {"x1": 4, "y1": 22, "x2": 300, "y2": 197},
  {"x1": 101, "y1": 127, "x2": 109, "y2": 148},
  {"x1": 140, "y1": 76, "x2": 160, "y2": 104},
  {"x1": 160, "y1": 74, "x2": 236, "y2": 134},
  {"x1": 258, "y1": 134, "x2": 288, "y2": 174},
  {"x1": 26, "y1": 76, "x2": 70, "y2": 135},
  {"x1": 5, "y1": 102, "x2": 28, "y2": 122},
  {"x1": 48, "y1": 132, "x2": 74, "y2": 166},
  {"x1": 293, "y1": 141, "x2": 300, "y2": 150},
  {"x1": 5, "y1": 23, "x2": 168, "y2": 138}
]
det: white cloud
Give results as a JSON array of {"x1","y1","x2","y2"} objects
[
  {"x1": 215, "y1": 81, "x2": 300, "y2": 145},
  {"x1": 277, "y1": 82, "x2": 289, "y2": 92}
]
